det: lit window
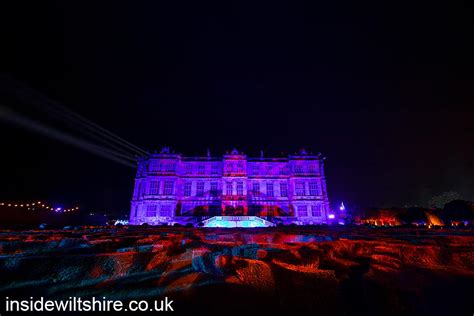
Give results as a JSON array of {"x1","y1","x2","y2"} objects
[
  {"x1": 160, "y1": 205, "x2": 172, "y2": 217},
  {"x1": 149, "y1": 181, "x2": 160, "y2": 195},
  {"x1": 237, "y1": 161, "x2": 244, "y2": 173},
  {"x1": 253, "y1": 182, "x2": 260, "y2": 196},
  {"x1": 298, "y1": 205, "x2": 308, "y2": 217},
  {"x1": 185, "y1": 164, "x2": 193, "y2": 174},
  {"x1": 252, "y1": 165, "x2": 259, "y2": 175},
  {"x1": 295, "y1": 182, "x2": 305, "y2": 196},
  {"x1": 309, "y1": 182, "x2": 318, "y2": 196},
  {"x1": 266, "y1": 183, "x2": 274, "y2": 197},
  {"x1": 197, "y1": 164, "x2": 205, "y2": 174},
  {"x1": 211, "y1": 164, "x2": 220, "y2": 174},
  {"x1": 311, "y1": 205, "x2": 322, "y2": 217},
  {"x1": 308, "y1": 164, "x2": 317, "y2": 173},
  {"x1": 137, "y1": 183, "x2": 143, "y2": 198},
  {"x1": 184, "y1": 182, "x2": 192, "y2": 196},
  {"x1": 196, "y1": 181, "x2": 204, "y2": 197},
  {"x1": 146, "y1": 205, "x2": 157, "y2": 217},
  {"x1": 210, "y1": 182, "x2": 219, "y2": 196},
  {"x1": 165, "y1": 163, "x2": 175, "y2": 172},
  {"x1": 164, "y1": 181, "x2": 174, "y2": 195},
  {"x1": 226, "y1": 182, "x2": 233, "y2": 195},
  {"x1": 149, "y1": 162, "x2": 159, "y2": 173},
  {"x1": 295, "y1": 164, "x2": 303, "y2": 173},
  {"x1": 237, "y1": 182, "x2": 244, "y2": 195},
  {"x1": 280, "y1": 182, "x2": 288, "y2": 197},
  {"x1": 266, "y1": 165, "x2": 272, "y2": 174}
]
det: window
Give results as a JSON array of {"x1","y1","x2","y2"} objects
[
  {"x1": 164, "y1": 181, "x2": 174, "y2": 195},
  {"x1": 185, "y1": 164, "x2": 193, "y2": 174},
  {"x1": 309, "y1": 182, "x2": 318, "y2": 196},
  {"x1": 165, "y1": 163, "x2": 175, "y2": 172},
  {"x1": 210, "y1": 182, "x2": 219, "y2": 196},
  {"x1": 226, "y1": 182, "x2": 233, "y2": 195},
  {"x1": 237, "y1": 182, "x2": 244, "y2": 195},
  {"x1": 253, "y1": 182, "x2": 260, "y2": 196},
  {"x1": 196, "y1": 181, "x2": 204, "y2": 197},
  {"x1": 252, "y1": 165, "x2": 259, "y2": 175},
  {"x1": 149, "y1": 181, "x2": 160, "y2": 195},
  {"x1": 160, "y1": 205, "x2": 172, "y2": 217},
  {"x1": 311, "y1": 205, "x2": 322, "y2": 217},
  {"x1": 298, "y1": 205, "x2": 308, "y2": 217},
  {"x1": 266, "y1": 165, "x2": 272, "y2": 175},
  {"x1": 211, "y1": 164, "x2": 220, "y2": 174},
  {"x1": 146, "y1": 205, "x2": 157, "y2": 217},
  {"x1": 137, "y1": 183, "x2": 143, "y2": 198},
  {"x1": 308, "y1": 164, "x2": 317, "y2": 173},
  {"x1": 197, "y1": 164, "x2": 205, "y2": 174},
  {"x1": 295, "y1": 164, "x2": 303, "y2": 173},
  {"x1": 295, "y1": 182, "x2": 305, "y2": 196},
  {"x1": 266, "y1": 183, "x2": 274, "y2": 197},
  {"x1": 280, "y1": 182, "x2": 288, "y2": 197},
  {"x1": 149, "y1": 162, "x2": 159, "y2": 173},
  {"x1": 184, "y1": 182, "x2": 192, "y2": 196}
]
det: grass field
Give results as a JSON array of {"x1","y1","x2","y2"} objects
[{"x1": 1, "y1": 226, "x2": 473, "y2": 315}]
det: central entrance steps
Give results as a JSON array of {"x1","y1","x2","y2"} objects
[{"x1": 200, "y1": 216, "x2": 276, "y2": 228}]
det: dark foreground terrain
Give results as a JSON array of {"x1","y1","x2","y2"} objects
[{"x1": 0, "y1": 226, "x2": 473, "y2": 315}]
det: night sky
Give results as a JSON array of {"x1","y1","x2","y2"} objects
[{"x1": 1, "y1": 1, "x2": 473, "y2": 215}]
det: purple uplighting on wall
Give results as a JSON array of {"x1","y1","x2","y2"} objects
[{"x1": 129, "y1": 148, "x2": 333, "y2": 226}]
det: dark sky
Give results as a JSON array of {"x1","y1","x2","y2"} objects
[{"x1": 1, "y1": 1, "x2": 473, "y2": 214}]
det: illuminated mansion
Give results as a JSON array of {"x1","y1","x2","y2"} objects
[{"x1": 129, "y1": 148, "x2": 331, "y2": 227}]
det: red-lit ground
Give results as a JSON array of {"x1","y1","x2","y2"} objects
[{"x1": 0, "y1": 226, "x2": 473, "y2": 315}]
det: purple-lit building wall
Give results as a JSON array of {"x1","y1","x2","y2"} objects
[{"x1": 129, "y1": 148, "x2": 331, "y2": 225}]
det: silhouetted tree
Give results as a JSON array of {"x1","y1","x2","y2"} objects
[
  {"x1": 440, "y1": 200, "x2": 474, "y2": 222},
  {"x1": 398, "y1": 207, "x2": 429, "y2": 224},
  {"x1": 428, "y1": 191, "x2": 463, "y2": 208}
]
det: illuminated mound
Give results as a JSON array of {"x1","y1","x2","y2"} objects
[{"x1": 202, "y1": 216, "x2": 275, "y2": 228}]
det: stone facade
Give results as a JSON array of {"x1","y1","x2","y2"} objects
[{"x1": 129, "y1": 148, "x2": 331, "y2": 226}]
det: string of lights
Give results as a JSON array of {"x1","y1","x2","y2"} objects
[{"x1": 0, "y1": 201, "x2": 79, "y2": 212}]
